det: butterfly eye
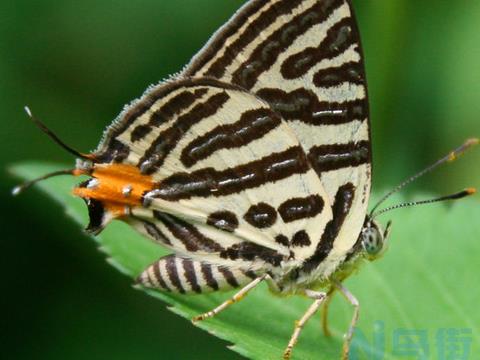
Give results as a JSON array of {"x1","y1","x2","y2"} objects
[{"x1": 361, "y1": 223, "x2": 384, "y2": 258}]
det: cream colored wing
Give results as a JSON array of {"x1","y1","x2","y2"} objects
[
  {"x1": 95, "y1": 78, "x2": 333, "y2": 273},
  {"x1": 182, "y1": 0, "x2": 371, "y2": 277}
]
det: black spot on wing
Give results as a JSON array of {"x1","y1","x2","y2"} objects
[
  {"x1": 244, "y1": 203, "x2": 277, "y2": 229},
  {"x1": 207, "y1": 211, "x2": 239, "y2": 233},
  {"x1": 278, "y1": 195, "x2": 324, "y2": 223}
]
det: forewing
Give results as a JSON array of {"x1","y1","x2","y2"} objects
[
  {"x1": 94, "y1": 78, "x2": 333, "y2": 271},
  {"x1": 183, "y1": 0, "x2": 371, "y2": 275}
]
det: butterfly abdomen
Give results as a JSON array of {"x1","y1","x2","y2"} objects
[{"x1": 137, "y1": 255, "x2": 258, "y2": 294}]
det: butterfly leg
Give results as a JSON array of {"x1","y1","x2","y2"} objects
[
  {"x1": 333, "y1": 281, "x2": 359, "y2": 360},
  {"x1": 283, "y1": 290, "x2": 327, "y2": 360},
  {"x1": 321, "y1": 287, "x2": 336, "y2": 337},
  {"x1": 192, "y1": 273, "x2": 268, "y2": 323}
]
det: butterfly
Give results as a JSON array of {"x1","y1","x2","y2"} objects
[{"x1": 16, "y1": 0, "x2": 477, "y2": 359}]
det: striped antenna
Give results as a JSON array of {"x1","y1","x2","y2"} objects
[
  {"x1": 12, "y1": 169, "x2": 79, "y2": 196},
  {"x1": 24, "y1": 106, "x2": 95, "y2": 161},
  {"x1": 372, "y1": 188, "x2": 476, "y2": 219},
  {"x1": 370, "y1": 138, "x2": 479, "y2": 216},
  {"x1": 14, "y1": 107, "x2": 93, "y2": 195}
]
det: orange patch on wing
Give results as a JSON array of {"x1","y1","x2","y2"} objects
[{"x1": 73, "y1": 163, "x2": 155, "y2": 216}]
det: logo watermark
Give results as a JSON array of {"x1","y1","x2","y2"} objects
[{"x1": 350, "y1": 321, "x2": 473, "y2": 360}]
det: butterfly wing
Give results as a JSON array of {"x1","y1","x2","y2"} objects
[
  {"x1": 182, "y1": 0, "x2": 371, "y2": 276},
  {"x1": 93, "y1": 0, "x2": 370, "y2": 279},
  {"x1": 94, "y1": 78, "x2": 333, "y2": 273}
]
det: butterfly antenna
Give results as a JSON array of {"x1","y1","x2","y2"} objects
[
  {"x1": 12, "y1": 169, "x2": 81, "y2": 196},
  {"x1": 24, "y1": 106, "x2": 95, "y2": 161},
  {"x1": 369, "y1": 138, "x2": 479, "y2": 216},
  {"x1": 371, "y1": 188, "x2": 476, "y2": 219}
]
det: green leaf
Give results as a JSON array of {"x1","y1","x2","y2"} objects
[{"x1": 11, "y1": 162, "x2": 480, "y2": 360}]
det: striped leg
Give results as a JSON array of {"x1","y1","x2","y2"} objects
[
  {"x1": 137, "y1": 254, "x2": 257, "y2": 294},
  {"x1": 283, "y1": 290, "x2": 327, "y2": 360},
  {"x1": 334, "y1": 281, "x2": 359, "y2": 360},
  {"x1": 192, "y1": 274, "x2": 267, "y2": 323}
]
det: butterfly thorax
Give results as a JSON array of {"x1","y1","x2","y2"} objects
[
  {"x1": 269, "y1": 249, "x2": 351, "y2": 296},
  {"x1": 269, "y1": 217, "x2": 386, "y2": 295},
  {"x1": 73, "y1": 161, "x2": 156, "y2": 234}
]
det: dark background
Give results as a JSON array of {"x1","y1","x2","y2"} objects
[{"x1": 2, "y1": 1, "x2": 479, "y2": 359}]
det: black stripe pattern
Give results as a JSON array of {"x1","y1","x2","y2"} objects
[
  {"x1": 231, "y1": 0, "x2": 344, "y2": 90},
  {"x1": 139, "y1": 91, "x2": 231, "y2": 174},
  {"x1": 280, "y1": 17, "x2": 356, "y2": 79},
  {"x1": 193, "y1": 0, "x2": 310, "y2": 78},
  {"x1": 302, "y1": 183, "x2": 356, "y2": 273},
  {"x1": 137, "y1": 211, "x2": 285, "y2": 270},
  {"x1": 313, "y1": 61, "x2": 365, "y2": 87},
  {"x1": 308, "y1": 141, "x2": 370, "y2": 173},
  {"x1": 137, "y1": 255, "x2": 258, "y2": 294},
  {"x1": 257, "y1": 88, "x2": 367, "y2": 125},
  {"x1": 152, "y1": 147, "x2": 310, "y2": 201},
  {"x1": 153, "y1": 211, "x2": 224, "y2": 253},
  {"x1": 90, "y1": 0, "x2": 372, "y2": 296},
  {"x1": 180, "y1": 108, "x2": 281, "y2": 168}
]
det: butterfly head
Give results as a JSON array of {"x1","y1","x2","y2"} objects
[
  {"x1": 13, "y1": 107, "x2": 159, "y2": 234},
  {"x1": 361, "y1": 138, "x2": 479, "y2": 260},
  {"x1": 359, "y1": 218, "x2": 392, "y2": 261}
]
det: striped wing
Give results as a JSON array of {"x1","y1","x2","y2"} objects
[
  {"x1": 95, "y1": 78, "x2": 333, "y2": 272},
  {"x1": 183, "y1": 0, "x2": 371, "y2": 276}
]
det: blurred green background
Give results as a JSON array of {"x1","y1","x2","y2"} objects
[{"x1": 1, "y1": 1, "x2": 479, "y2": 359}]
